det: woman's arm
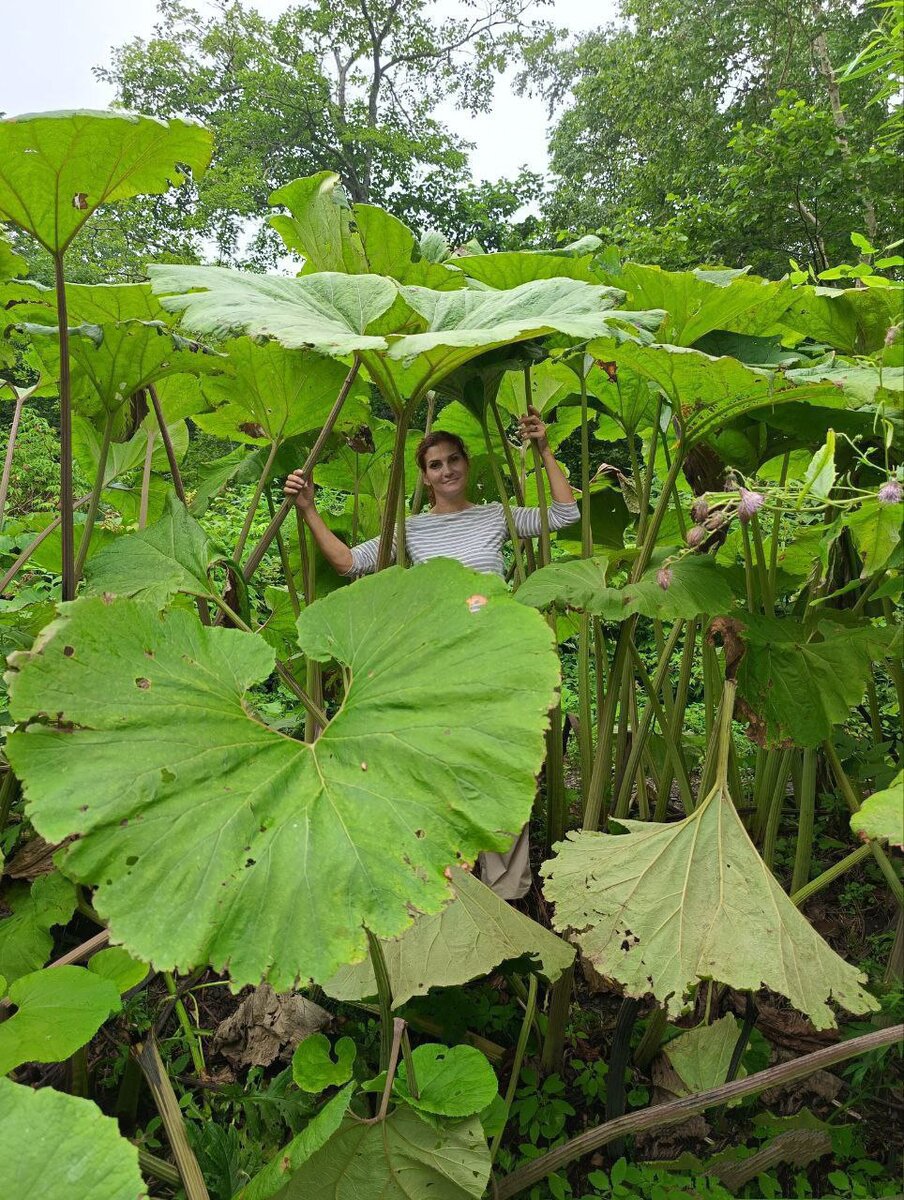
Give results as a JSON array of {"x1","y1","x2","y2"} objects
[
  {"x1": 519, "y1": 405, "x2": 575, "y2": 503},
  {"x1": 284, "y1": 471, "x2": 354, "y2": 575}
]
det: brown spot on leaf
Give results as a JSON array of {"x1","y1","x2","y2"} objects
[
  {"x1": 72, "y1": 192, "x2": 88, "y2": 210},
  {"x1": 135, "y1": 677, "x2": 151, "y2": 689},
  {"x1": 707, "y1": 616, "x2": 747, "y2": 680},
  {"x1": 63, "y1": 645, "x2": 74, "y2": 657}
]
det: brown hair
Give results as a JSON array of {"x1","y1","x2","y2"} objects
[{"x1": 415, "y1": 431, "x2": 470, "y2": 474}]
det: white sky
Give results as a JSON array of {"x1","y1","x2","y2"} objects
[{"x1": 1, "y1": 0, "x2": 615, "y2": 182}]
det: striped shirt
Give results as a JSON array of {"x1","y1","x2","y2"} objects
[{"x1": 344, "y1": 500, "x2": 580, "y2": 578}]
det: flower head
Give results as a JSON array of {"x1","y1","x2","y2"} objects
[
  {"x1": 884, "y1": 323, "x2": 902, "y2": 349},
  {"x1": 657, "y1": 566, "x2": 673, "y2": 590},
  {"x1": 686, "y1": 525, "x2": 707, "y2": 548},
  {"x1": 878, "y1": 479, "x2": 903, "y2": 505},
  {"x1": 738, "y1": 488, "x2": 765, "y2": 524},
  {"x1": 691, "y1": 498, "x2": 709, "y2": 523}
]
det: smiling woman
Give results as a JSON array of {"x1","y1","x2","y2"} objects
[{"x1": 284, "y1": 407, "x2": 579, "y2": 900}]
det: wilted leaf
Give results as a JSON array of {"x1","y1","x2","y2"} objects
[
  {"x1": 211, "y1": 984, "x2": 331, "y2": 1070},
  {"x1": 7, "y1": 561, "x2": 559, "y2": 987},
  {"x1": 663, "y1": 1013, "x2": 746, "y2": 1095},
  {"x1": 543, "y1": 784, "x2": 878, "y2": 1029},
  {"x1": 0, "y1": 966, "x2": 121, "y2": 1073},
  {"x1": 0, "y1": 1077, "x2": 145, "y2": 1200}
]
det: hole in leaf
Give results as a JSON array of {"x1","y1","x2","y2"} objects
[
  {"x1": 144, "y1": 649, "x2": 155, "y2": 659},
  {"x1": 415, "y1": 829, "x2": 425, "y2": 839},
  {"x1": 135, "y1": 677, "x2": 151, "y2": 690},
  {"x1": 63, "y1": 646, "x2": 75, "y2": 658},
  {"x1": 72, "y1": 192, "x2": 89, "y2": 210}
]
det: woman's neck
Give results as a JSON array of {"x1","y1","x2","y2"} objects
[{"x1": 430, "y1": 496, "x2": 473, "y2": 514}]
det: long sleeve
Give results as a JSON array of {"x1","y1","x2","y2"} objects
[
  {"x1": 511, "y1": 500, "x2": 580, "y2": 538},
  {"x1": 343, "y1": 533, "x2": 397, "y2": 577}
]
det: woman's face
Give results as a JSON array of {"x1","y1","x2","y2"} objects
[{"x1": 422, "y1": 440, "x2": 469, "y2": 502}]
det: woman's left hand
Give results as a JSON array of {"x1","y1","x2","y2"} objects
[{"x1": 519, "y1": 404, "x2": 549, "y2": 450}]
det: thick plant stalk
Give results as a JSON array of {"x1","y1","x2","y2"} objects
[
  {"x1": 410, "y1": 391, "x2": 435, "y2": 515},
  {"x1": 633, "y1": 1007, "x2": 668, "y2": 1071},
  {"x1": 482, "y1": 415, "x2": 526, "y2": 584},
  {"x1": 490, "y1": 972, "x2": 538, "y2": 1164},
  {"x1": 768, "y1": 450, "x2": 791, "y2": 594},
  {"x1": 234, "y1": 439, "x2": 279, "y2": 561},
  {"x1": 604, "y1": 997, "x2": 641, "y2": 1160},
  {"x1": 367, "y1": 929, "x2": 395, "y2": 1072},
  {"x1": 791, "y1": 843, "x2": 872, "y2": 908},
  {"x1": 823, "y1": 740, "x2": 903, "y2": 906},
  {"x1": 613, "y1": 623, "x2": 684, "y2": 818},
  {"x1": 53, "y1": 252, "x2": 76, "y2": 601},
  {"x1": 137, "y1": 429, "x2": 155, "y2": 532},
  {"x1": 522, "y1": 366, "x2": 550, "y2": 567},
  {"x1": 545, "y1": 687, "x2": 567, "y2": 850},
  {"x1": 242, "y1": 357, "x2": 361, "y2": 581},
  {"x1": 583, "y1": 624, "x2": 633, "y2": 831},
  {"x1": 886, "y1": 909, "x2": 904, "y2": 984},
  {"x1": 494, "y1": 1025, "x2": 903, "y2": 1196},
  {"x1": 147, "y1": 383, "x2": 187, "y2": 503},
  {"x1": 133, "y1": 1034, "x2": 210, "y2": 1200},
  {"x1": 540, "y1": 962, "x2": 574, "y2": 1076},
  {"x1": 0, "y1": 490, "x2": 92, "y2": 594},
  {"x1": 400, "y1": 1027, "x2": 419, "y2": 1100},
  {"x1": 576, "y1": 614, "x2": 594, "y2": 800},
  {"x1": 626, "y1": 640, "x2": 694, "y2": 814},
  {"x1": 762, "y1": 749, "x2": 794, "y2": 870},
  {"x1": 163, "y1": 972, "x2": 205, "y2": 1080},
  {"x1": 0, "y1": 385, "x2": 27, "y2": 530},
  {"x1": 376, "y1": 412, "x2": 410, "y2": 571},
  {"x1": 791, "y1": 749, "x2": 817, "y2": 894},
  {"x1": 266, "y1": 488, "x2": 300, "y2": 617},
  {"x1": 654, "y1": 620, "x2": 698, "y2": 820},
  {"x1": 0, "y1": 768, "x2": 18, "y2": 834},
  {"x1": 631, "y1": 453, "x2": 685, "y2": 581},
  {"x1": 74, "y1": 411, "x2": 116, "y2": 578}
]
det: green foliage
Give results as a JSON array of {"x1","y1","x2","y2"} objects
[
  {"x1": 0, "y1": 406, "x2": 60, "y2": 516},
  {"x1": 0, "y1": 965, "x2": 121, "y2": 1073}
]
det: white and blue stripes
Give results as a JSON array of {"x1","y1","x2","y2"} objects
[{"x1": 344, "y1": 500, "x2": 580, "y2": 578}]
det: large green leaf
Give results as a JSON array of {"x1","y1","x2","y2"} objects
[
  {"x1": 735, "y1": 614, "x2": 899, "y2": 748},
  {"x1": 387, "y1": 280, "x2": 660, "y2": 400},
  {"x1": 7, "y1": 561, "x2": 559, "y2": 987},
  {"x1": 323, "y1": 866, "x2": 574, "y2": 1007},
  {"x1": 196, "y1": 337, "x2": 368, "y2": 445},
  {"x1": 456, "y1": 251, "x2": 601, "y2": 288},
  {"x1": 543, "y1": 784, "x2": 878, "y2": 1029},
  {"x1": 237, "y1": 1084, "x2": 355, "y2": 1200},
  {"x1": 778, "y1": 286, "x2": 903, "y2": 355},
  {"x1": 148, "y1": 263, "x2": 399, "y2": 356},
  {"x1": 270, "y1": 172, "x2": 461, "y2": 290},
  {"x1": 19, "y1": 280, "x2": 176, "y2": 327},
  {"x1": 0, "y1": 110, "x2": 212, "y2": 253},
  {"x1": 785, "y1": 362, "x2": 903, "y2": 408},
  {"x1": 612, "y1": 264, "x2": 793, "y2": 345},
  {"x1": 84, "y1": 494, "x2": 220, "y2": 607},
  {"x1": 0, "y1": 966, "x2": 121, "y2": 1073},
  {"x1": 844, "y1": 497, "x2": 903, "y2": 576},
  {"x1": 268, "y1": 1107, "x2": 490, "y2": 1199},
  {"x1": 608, "y1": 343, "x2": 838, "y2": 446},
  {"x1": 517, "y1": 554, "x2": 736, "y2": 621},
  {"x1": 851, "y1": 771, "x2": 904, "y2": 849},
  {"x1": 0, "y1": 1078, "x2": 145, "y2": 1200},
  {"x1": 0, "y1": 872, "x2": 76, "y2": 985},
  {"x1": 0, "y1": 230, "x2": 26, "y2": 279},
  {"x1": 394, "y1": 1043, "x2": 497, "y2": 1118}
]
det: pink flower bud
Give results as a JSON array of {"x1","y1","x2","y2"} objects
[
  {"x1": 738, "y1": 488, "x2": 765, "y2": 524},
  {"x1": 691, "y1": 498, "x2": 709, "y2": 522},
  {"x1": 878, "y1": 479, "x2": 903, "y2": 504},
  {"x1": 686, "y1": 525, "x2": 707, "y2": 548},
  {"x1": 885, "y1": 323, "x2": 901, "y2": 349},
  {"x1": 657, "y1": 566, "x2": 673, "y2": 590}
]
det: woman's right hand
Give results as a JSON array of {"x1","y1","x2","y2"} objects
[{"x1": 284, "y1": 469, "x2": 315, "y2": 513}]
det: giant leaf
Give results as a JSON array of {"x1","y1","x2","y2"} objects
[
  {"x1": 456, "y1": 251, "x2": 601, "y2": 288},
  {"x1": 7, "y1": 560, "x2": 559, "y2": 987},
  {"x1": 778, "y1": 286, "x2": 903, "y2": 355},
  {"x1": 844, "y1": 497, "x2": 903, "y2": 576},
  {"x1": 851, "y1": 771, "x2": 904, "y2": 849},
  {"x1": 0, "y1": 966, "x2": 121, "y2": 1073},
  {"x1": 268, "y1": 1107, "x2": 490, "y2": 1199},
  {"x1": 608, "y1": 343, "x2": 839, "y2": 446},
  {"x1": 0, "y1": 1078, "x2": 145, "y2": 1200},
  {"x1": 0, "y1": 111, "x2": 211, "y2": 253},
  {"x1": 0, "y1": 872, "x2": 76, "y2": 985},
  {"x1": 196, "y1": 337, "x2": 367, "y2": 445},
  {"x1": 270, "y1": 172, "x2": 460, "y2": 289},
  {"x1": 18, "y1": 280, "x2": 177, "y2": 327},
  {"x1": 148, "y1": 263, "x2": 399, "y2": 356},
  {"x1": 543, "y1": 784, "x2": 878, "y2": 1029},
  {"x1": 323, "y1": 866, "x2": 574, "y2": 1007},
  {"x1": 735, "y1": 614, "x2": 899, "y2": 748},
  {"x1": 611, "y1": 264, "x2": 793, "y2": 345},
  {"x1": 84, "y1": 494, "x2": 220, "y2": 607}
]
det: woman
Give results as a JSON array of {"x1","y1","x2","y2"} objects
[{"x1": 284, "y1": 404, "x2": 579, "y2": 899}]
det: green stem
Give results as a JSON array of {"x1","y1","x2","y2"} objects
[
  {"x1": 482, "y1": 415, "x2": 526, "y2": 585},
  {"x1": 74, "y1": 415, "x2": 116, "y2": 582},
  {"x1": 577, "y1": 613, "x2": 594, "y2": 804},
  {"x1": 750, "y1": 514, "x2": 773, "y2": 611},
  {"x1": 53, "y1": 252, "x2": 76, "y2": 601},
  {"x1": 490, "y1": 973, "x2": 537, "y2": 1164},
  {"x1": 631, "y1": 452, "x2": 685, "y2": 581},
  {"x1": 605, "y1": 997, "x2": 641, "y2": 1161},
  {"x1": 767, "y1": 451, "x2": 790, "y2": 596},
  {"x1": 655, "y1": 620, "x2": 698, "y2": 820},
  {"x1": 234, "y1": 439, "x2": 279, "y2": 562},
  {"x1": 633, "y1": 1007, "x2": 668, "y2": 1071},
  {"x1": 163, "y1": 972, "x2": 206, "y2": 1080},
  {"x1": 147, "y1": 383, "x2": 187, "y2": 503},
  {"x1": 137, "y1": 1148, "x2": 181, "y2": 1188},
  {"x1": 740, "y1": 522, "x2": 759, "y2": 612},
  {"x1": 762, "y1": 749, "x2": 793, "y2": 871},
  {"x1": 137, "y1": 428, "x2": 155, "y2": 531},
  {"x1": 410, "y1": 391, "x2": 435, "y2": 515},
  {"x1": 626, "y1": 638, "x2": 695, "y2": 815},
  {"x1": 0, "y1": 388, "x2": 26, "y2": 532},
  {"x1": 523, "y1": 366, "x2": 550, "y2": 567},
  {"x1": 545, "y1": 677, "x2": 567, "y2": 850},
  {"x1": 266, "y1": 487, "x2": 300, "y2": 618},
  {"x1": 790, "y1": 749, "x2": 817, "y2": 894},
  {"x1": 400, "y1": 1027, "x2": 419, "y2": 1100},
  {"x1": 823, "y1": 740, "x2": 903, "y2": 906},
  {"x1": 367, "y1": 929, "x2": 394, "y2": 1072},
  {"x1": 540, "y1": 963, "x2": 574, "y2": 1076},
  {"x1": 377, "y1": 411, "x2": 410, "y2": 571},
  {"x1": 791, "y1": 843, "x2": 872, "y2": 908},
  {"x1": 0, "y1": 768, "x2": 18, "y2": 833}
]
